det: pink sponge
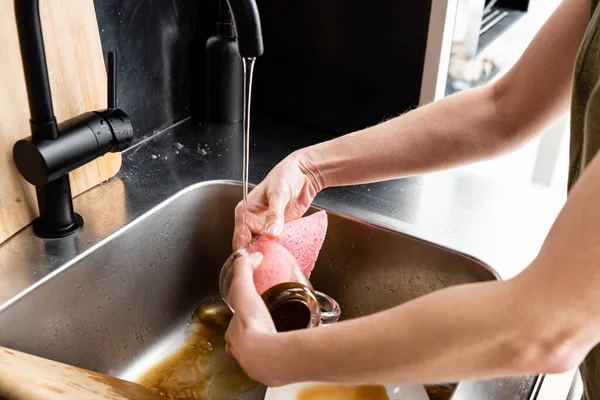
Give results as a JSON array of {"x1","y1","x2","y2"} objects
[
  {"x1": 251, "y1": 241, "x2": 295, "y2": 294},
  {"x1": 256, "y1": 211, "x2": 328, "y2": 278}
]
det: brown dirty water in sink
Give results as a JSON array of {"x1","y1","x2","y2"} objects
[
  {"x1": 424, "y1": 384, "x2": 455, "y2": 400},
  {"x1": 137, "y1": 301, "x2": 257, "y2": 399},
  {"x1": 136, "y1": 301, "x2": 455, "y2": 400}
]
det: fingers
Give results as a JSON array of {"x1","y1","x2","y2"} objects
[
  {"x1": 232, "y1": 176, "x2": 293, "y2": 247},
  {"x1": 233, "y1": 201, "x2": 263, "y2": 250},
  {"x1": 232, "y1": 218, "x2": 252, "y2": 250},
  {"x1": 263, "y1": 187, "x2": 291, "y2": 239},
  {"x1": 227, "y1": 252, "x2": 265, "y2": 316}
]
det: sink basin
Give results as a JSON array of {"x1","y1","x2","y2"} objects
[{"x1": 0, "y1": 181, "x2": 500, "y2": 399}]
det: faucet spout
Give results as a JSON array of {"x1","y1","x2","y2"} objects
[
  {"x1": 225, "y1": 0, "x2": 264, "y2": 58},
  {"x1": 14, "y1": 0, "x2": 59, "y2": 140}
]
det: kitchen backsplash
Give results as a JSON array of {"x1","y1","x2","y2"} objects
[
  {"x1": 94, "y1": 0, "x2": 210, "y2": 145},
  {"x1": 94, "y1": 0, "x2": 436, "y2": 139}
]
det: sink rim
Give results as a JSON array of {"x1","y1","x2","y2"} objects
[
  {"x1": 0, "y1": 179, "x2": 530, "y2": 400},
  {"x1": 0, "y1": 179, "x2": 501, "y2": 314}
]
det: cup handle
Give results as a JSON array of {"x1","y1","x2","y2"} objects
[{"x1": 315, "y1": 290, "x2": 341, "y2": 326}]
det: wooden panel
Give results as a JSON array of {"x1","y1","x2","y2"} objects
[
  {"x1": 0, "y1": 346, "x2": 163, "y2": 400},
  {"x1": 0, "y1": 0, "x2": 122, "y2": 243}
]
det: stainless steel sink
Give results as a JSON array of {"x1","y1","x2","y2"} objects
[{"x1": 0, "y1": 181, "x2": 507, "y2": 399}]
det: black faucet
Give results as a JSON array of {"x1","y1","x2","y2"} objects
[
  {"x1": 11, "y1": 0, "x2": 133, "y2": 239},
  {"x1": 225, "y1": 0, "x2": 264, "y2": 58}
]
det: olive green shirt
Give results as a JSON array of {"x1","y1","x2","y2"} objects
[{"x1": 570, "y1": 0, "x2": 600, "y2": 398}]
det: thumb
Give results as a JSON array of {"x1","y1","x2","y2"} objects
[
  {"x1": 228, "y1": 252, "x2": 265, "y2": 315},
  {"x1": 263, "y1": 187, "x2": 290, "y2": 239},
  {"x1": 232, "y1": 221, "x2": 252, "y2": 252},
  {"x1": 232, "y1": 201, "x2": 262, "y2": 250}
]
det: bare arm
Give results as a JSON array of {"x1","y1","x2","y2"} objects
[
  {"x1": 302, "y1": 0, "x2": 588, "y2": 189},
  {"x1": 232, "y1": 0, "x2": 588, "y2": 247},
  {"x1": 228, "y1": 139, "x2": 600, "y2": 388},
  {"x1": 225, "y1": 0, "x2": 600, "y2": 384}
]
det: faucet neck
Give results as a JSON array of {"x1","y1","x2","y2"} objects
[
  {"x1": 225, "y1": 0, "x2": 264, "y2": 58},
  {"x1": 14, "y1": 0, "x2": 59, "y2": 140}
]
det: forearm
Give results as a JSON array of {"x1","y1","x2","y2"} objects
[
  {"x1": 262, "y1": 280, "x2": 545, "y2": 386},
  {"x1": 302, "y1": 84, "x2": 508, "y2": 188}
]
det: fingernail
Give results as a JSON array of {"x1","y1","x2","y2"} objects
[
  {"x1": 249, "y1": 252, "x2": 263, "y2": 262},
  {"x1": 264, "y1": 223, "x2": 280, "y2": 237},
  {"x1": 249, "y1": 253, "x2": 263, "y2": 267}
]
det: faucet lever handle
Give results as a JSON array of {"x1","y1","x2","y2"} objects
[{"x1": 107, "y1": 51, "x2": 117, "y2": 110}]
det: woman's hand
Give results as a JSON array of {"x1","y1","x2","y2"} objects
[
  {"x1": 232, "y1": 151, "x2": 323, "y2": 250},
  {"x1": 224, "y1": 252, "x2": 279, "y2": 384}
]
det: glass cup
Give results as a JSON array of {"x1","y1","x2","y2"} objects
[{"x1": 219, "y1": 240, "x2": 341, "y2": 331}]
